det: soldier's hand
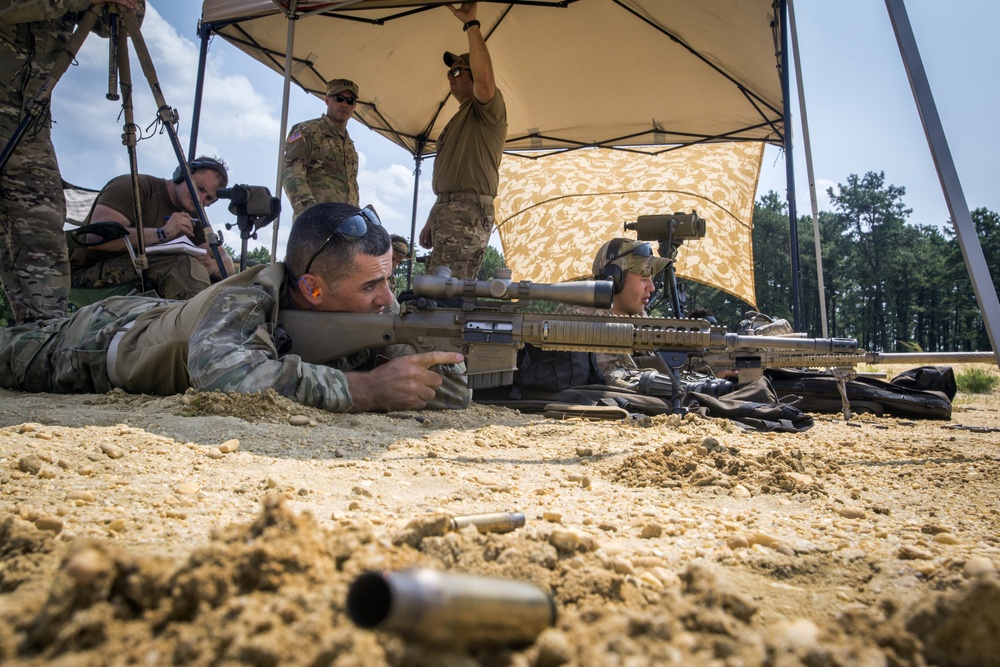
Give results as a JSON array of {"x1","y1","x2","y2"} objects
[
  {"x1": 162, "y1": 213, "x2": 195, "y2": 241},
  {"x1": 418, "y1": 222, "x2": 433, "y2": 249},
  {"x1": 446, "y1": 3, "x2": 477, "y2": 22},
  {"x1": 347, "y1": 351, "x2": 465, "y2": 412}
]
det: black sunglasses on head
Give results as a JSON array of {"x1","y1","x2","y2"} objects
[
  {"x1": 303, "y1": 206, "x2": 382, "y2": 275},
  {"x1": 447, "y1": 66, "x2": 471, "y2": 78},
  {"x1": 331, "y1": 94, "x2": 356, "y2": 105}
]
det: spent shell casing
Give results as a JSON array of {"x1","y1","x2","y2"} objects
[
  {"x1": 347, "y1": 568, "x2": 556, "y2": 646},
  {"x1": 449, "y1": 511, "x2": 525, "y2": 534}
]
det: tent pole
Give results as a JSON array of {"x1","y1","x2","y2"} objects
[
  {"x1": 406, "y1": 154, "x2": 424, "y2": 290},
  {"x1": 779, "y1": 0, "x2": 803, "y2": 332},
  {"x1": 885, "y1": 0, "x2": 1000, "y2": 364},
  {"x1": 787, "y1": 0, "x2": 828, "y2": 337},
  {"x1": 271, "y1": 2, "x2": 298, "y2": 263},
  {"x1": 188, "y1": 22, "x2": 211, "y2": 159}
]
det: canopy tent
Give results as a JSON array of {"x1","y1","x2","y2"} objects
[{"x1": 195, "y1": 0, "x2": 786, "y2": 304}]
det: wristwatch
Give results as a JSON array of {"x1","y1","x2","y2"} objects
[
  {"x1": 463, "y1": 19, "x2": 480, "y2": 32},
  {"x1": 156, "y1": 227, "x2": 167, "y2": 243}
]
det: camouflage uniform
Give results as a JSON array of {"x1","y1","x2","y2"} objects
[
  {"x1": 0, "y1": 262, "x2": 471, "y2": 412},
  {"x1": 0, "y1": 0, "x2": 92, "y2": 323},
  {"x1": 282, "y1": 114, "x2": 359, "y2": 218},
  {"x1": 426, "y1": 87, "x2": 506, "y2": 281},
  {"x1": 424, "y1": 193, "x2": 496, "y2": 281}
]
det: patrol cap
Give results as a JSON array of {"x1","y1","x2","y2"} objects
[
  {"x1": 326, "y1": 79, "x2": 359, "y2": 97},
  {"x1": 443, "y1": 51, "x2": 471, "y2": 68},
  {"x1": 390, "y1": 236, "x2": 409, "y2": 258},
  {"x1": 593, "y1": 239, "x2": 670, "y2": 278}
]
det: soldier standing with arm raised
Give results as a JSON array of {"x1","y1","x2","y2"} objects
[{"x1": 418, "y1": 2, "x2": 506, "y2": 280}]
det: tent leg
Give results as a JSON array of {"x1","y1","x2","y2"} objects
[
  {"x1": 788, "y1": 0, "x2": 829, "y2": 337},
  {"x1": 406, "y1": 154, "x2": 424, "y2": 290},
  {"x1": 270, "y1": 2, "x2": 298, "y2": 262},
  {"x1": 885, "y1": 0, "x2": 1000, "y2": 365},
  {"x1": 188, "y1": 23, "x2": 211, "y2": 158},
  {"x1": 779, "y1": 0, "x2": 804, "y2": 332}
]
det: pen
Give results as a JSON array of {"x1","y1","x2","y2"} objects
[{"x1": 163, "y1": 216, "x2": 200, "y2": 222}]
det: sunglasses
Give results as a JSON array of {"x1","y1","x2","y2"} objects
[
  {"x1": 303, "y1": 206, "x2": 382, "y2": 275},
  {"x1": 616, "y1": 242, "x2": 654, "y2": 260},
  {"x1": 447, "y1": 66, "x2": 471, "y2": 78},
  {"x1": 331, "y1": 94, "x2": 357, "y2": 105}
]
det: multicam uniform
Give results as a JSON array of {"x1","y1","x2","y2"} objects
[
  {"x1": 425, "y1": 89, "x2": 506, "y2": 280},
  {"x1": 70, "y1": 174, "x2": 213, "y2": 300},
  {"x1": 0, "y1": 0, "x2": 93, "y2": 323},
  {"x1": 0, "y1": 262, "x2": 471, "y2": 412},
  {"x1": 282, "y1": 114, "x2": 359, "y2": 218}
]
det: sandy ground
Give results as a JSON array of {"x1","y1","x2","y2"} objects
[{"x1": 1, "y1": 365, "x2": 999, "y2": 667}]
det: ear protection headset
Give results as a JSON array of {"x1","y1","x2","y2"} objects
[
  {"x1": 172, "y1": 159, "x2": 227, "y2": 185},
  {"x1": 599, "y1": 238, "x2": 628, "y2": 294}
]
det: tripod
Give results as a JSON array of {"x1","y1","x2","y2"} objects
[{"x1": 0, "y1": 4, "x2": 230, "y2": 288}]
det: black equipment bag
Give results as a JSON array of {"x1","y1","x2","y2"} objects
[
  {"x1": 889, "y1": 366, "x2": 957, "y2": 401},
  {"x1": 764, "y1": 368, "x2": 953, "y2": 420}
]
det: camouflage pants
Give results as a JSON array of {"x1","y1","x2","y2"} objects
[
  {"x1": 0, "y1": 295, "x2": 163, "y2": 393},
  {"x1": 72, "y1": 253, "x2": 212, "y2": 300},
  {"x1": 425, "y1": 193, "x2": 495, "y2": 281},
  {"x1": 0, "y1": 119, "x2": 70, "y2": 324}
]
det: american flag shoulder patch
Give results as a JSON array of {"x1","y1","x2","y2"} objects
[{"x1": 288, "y1": 130, "x2": 303, "y2": 142}]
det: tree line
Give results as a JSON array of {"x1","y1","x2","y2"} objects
[{"x1": 681, "y1": 171, "x2": 998, "y2": 352}]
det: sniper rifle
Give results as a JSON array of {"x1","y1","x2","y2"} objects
[{"x1": 279, "y1": 270, "x2": 858, "y2": 412}]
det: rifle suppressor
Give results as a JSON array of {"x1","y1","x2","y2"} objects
[{"x1": 347, "y1": 568, "x2": 556, "y2": 646}]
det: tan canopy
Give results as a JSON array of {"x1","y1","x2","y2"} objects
[
  {"x1": 496, "y1": 142, "x2": 763, "y2": 306},
  {"x1": 199, "y1": 0, "x2": 783, "y2": 301}
]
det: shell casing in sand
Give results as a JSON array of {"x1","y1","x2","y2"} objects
[
  {"x1": 449, "y1": 511, "x2": 526, "y2": 534},
  {"x1": 346, "y1": 568, "x2": 556, "y2": 646}
]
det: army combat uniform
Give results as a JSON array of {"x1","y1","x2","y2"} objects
[
  {"x1": 0, "y1": 0, "x2": 94, "y2": 323},
  {"x1": 0, "y1": 262, "x2": 471, "y2": 412},
  {"x1": 282, "y1": 114, "x2": 359, "y2": 218},
  {"x1": 425, "y1": 86, "x2": 506, "y2": 281}
]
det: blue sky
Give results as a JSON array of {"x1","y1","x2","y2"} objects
[{"x1": 49, "y1": 1, "x2": 999, "y2": 260}]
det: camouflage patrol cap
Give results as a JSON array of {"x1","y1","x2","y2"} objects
[
  {"x1": 390, "y1": 236, "x2": 409, "y2": 258},
  {"x1": 326, "y1": 79, "x2": 359, "y2": 97},
  {"x1": 443, "y1": 52, "x2": 471, "y2": 68},
  {"x1": 593, "y1": 239, "x2": 670, "y2": 278}
]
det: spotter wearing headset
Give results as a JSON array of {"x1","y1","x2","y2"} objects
[
  {"x1": 170, "y1": 157, "x2": 229, "y2": 217},
  {"x1": 593, "y1": 238, "x2": 670, "y2": 317}
]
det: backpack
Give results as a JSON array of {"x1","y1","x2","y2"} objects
[{"x1": 890, "y1": 366, "x2": 957, "y2": 401}]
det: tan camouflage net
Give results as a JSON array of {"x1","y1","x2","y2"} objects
[{"x1": 494, "y1": 142, "x2": 763, "y2": 308}]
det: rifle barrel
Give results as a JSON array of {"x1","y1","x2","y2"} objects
[
  {"x1": 869, "y1": 351, "x2": 996, "y2": 365},
  {"x1": 722, "y1": 333, "x2": 859, "y2": 353}
]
